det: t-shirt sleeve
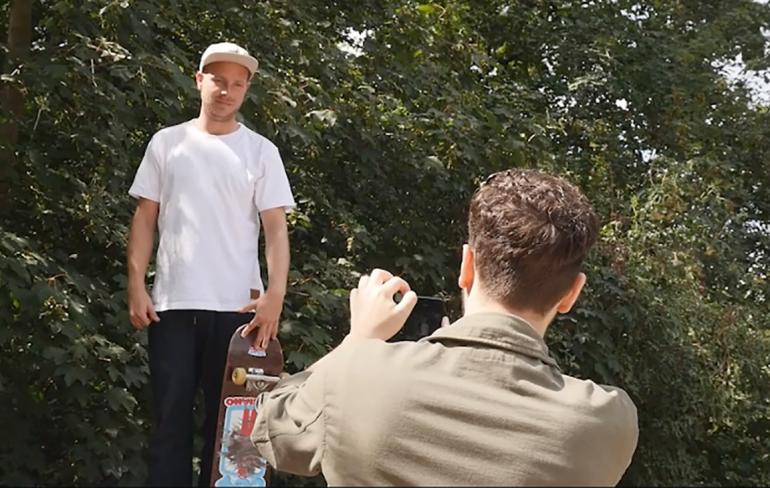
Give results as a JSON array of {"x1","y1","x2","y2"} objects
[
  {"x1": 128, "y1": 134, "x2": 162, "y2": 202},
  {"x1": 254, "y1": 142, "x2": 296, "y2": 212}
]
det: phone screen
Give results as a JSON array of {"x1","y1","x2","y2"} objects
[{"x1": 391, "y1": 296, "x2": 448, "y2": 341}]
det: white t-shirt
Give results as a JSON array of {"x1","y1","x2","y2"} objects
[{"x1": 128, "y1": 120, "x2": 295, "y2": 312}]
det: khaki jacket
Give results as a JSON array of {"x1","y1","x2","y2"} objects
[{"x1": 252, "y1": 312, "x2": 638, "y2": 486}]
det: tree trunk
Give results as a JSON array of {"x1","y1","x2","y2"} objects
[{"x1": 0, "y1": 0, "x2": 33, "y2": 215}]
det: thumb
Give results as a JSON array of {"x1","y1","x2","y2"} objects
[
  {"x1": 150, "y1": 306, "x2": 160, "y2": 322},
  {"x1": 441, "y1": 316, "x2": 450, "y2": 328}
]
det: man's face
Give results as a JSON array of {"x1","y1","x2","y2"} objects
[{"x1": 196, "y1": 61, "x2": 251, "y2": 122}]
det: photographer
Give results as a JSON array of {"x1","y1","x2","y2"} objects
[{"x1": 248, "y1": 169, "x2": 637, "y2": 486}]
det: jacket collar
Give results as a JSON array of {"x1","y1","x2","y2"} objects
[{"x1": 420, "y1": 312, "x2": 559, "y2": 368}]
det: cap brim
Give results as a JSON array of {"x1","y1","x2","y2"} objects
[{"x1": 200, "y1": 53, "x2": 258, "y2": 76}]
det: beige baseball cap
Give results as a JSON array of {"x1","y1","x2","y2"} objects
[{"x1": 198, "y1": 42, "x2": 258, "y2": 76}]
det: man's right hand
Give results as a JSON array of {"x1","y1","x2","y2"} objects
[
  {"x1": 128, "y1": 286, "x2": 160, "y2": 330},
  {"x1": 348, "y1": 268, "x2": 418, "y2": 341}
]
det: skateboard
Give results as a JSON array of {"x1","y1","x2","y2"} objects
[{"x1": 210, "y1": 325, "x2": 284, "y2": 487}]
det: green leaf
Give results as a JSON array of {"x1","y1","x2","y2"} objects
[
  {"x1": 417, "y1": 4, "x2": 437, "y2": 15},
  {"x1": 59, "y1": 365, "x2": 95, "y2": 387},
  {"x1": 306, "y1": 109, "x2": 337, "y2": 127},
  {"x1": 105, "y1": 387, "x2": 137, "y2": 412}
]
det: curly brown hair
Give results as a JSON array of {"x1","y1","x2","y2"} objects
[{"x1": 468, "y1": 169, "x2": 599, "y2": 314}]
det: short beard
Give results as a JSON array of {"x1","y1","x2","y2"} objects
[{"x1": 205, "y1": 105, "x2": 239, "y2": 123}]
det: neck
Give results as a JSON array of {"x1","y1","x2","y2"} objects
[
  {"x1": 462, "y1": 288, "x2": 554, "y2": 337},
  {"x1": 195, "y1": 113, "x2": 239, "y2": 135}
]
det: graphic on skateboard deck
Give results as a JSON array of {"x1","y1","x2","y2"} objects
[{"x1": 210, "y1": 325, "x2": 284, "y2": 487}]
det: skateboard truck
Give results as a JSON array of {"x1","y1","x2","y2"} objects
[{"x1": 232, "y1": 366, "x2": 281, "y2": 392}]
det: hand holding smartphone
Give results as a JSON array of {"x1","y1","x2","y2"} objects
[{"x1": 391, "y1": 295, "x2": 448, "y2": 341}]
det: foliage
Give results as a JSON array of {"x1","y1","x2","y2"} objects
[{"x1": 1, "y1": 0, "x2": 769, "y2": 485}]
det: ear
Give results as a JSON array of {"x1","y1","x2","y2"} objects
[
  {"x1": 195, "y1": 71, "x2": 204, "y2": 90},
  {"x1": 458, "y1": 244, "x2": 475, "y2": 292},
  {"x1": 555, "y1": 272, "x2": 586, "y2": 314}
]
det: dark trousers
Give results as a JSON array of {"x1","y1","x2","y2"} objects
[{"x1": 146, "y1": 310, "x2": 253, "y2": 487}]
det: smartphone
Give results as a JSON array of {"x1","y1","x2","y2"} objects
[{"x1": 391, "y1": 295, "x2": 448, "y2": 341}]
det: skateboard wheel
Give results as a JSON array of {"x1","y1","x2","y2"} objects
[{"x1": 232, "y1": 367, "x2": 247, "y2": 385}]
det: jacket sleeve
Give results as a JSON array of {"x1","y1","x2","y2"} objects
[
  {"x1": 599, "y1": 385, "x2": 640, "y2": 485},
  {"x1": 250, "y1": 368, "x2": 326, "y2": 476}
]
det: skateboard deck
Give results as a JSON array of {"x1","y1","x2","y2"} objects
[{"x1": 210, "y1": 325, "x2": 284, "y2": 487}]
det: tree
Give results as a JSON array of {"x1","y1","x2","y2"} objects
[
  {"x1": 0, "y1": 0, "x2": 32, "y2": 214},
  {"x1": 1, "y1": 0, "x2": 768, "y2": 485}
]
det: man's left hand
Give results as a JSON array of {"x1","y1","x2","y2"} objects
[{"x1": 239, "y1": 291, "x2": 284, "y2": 350}]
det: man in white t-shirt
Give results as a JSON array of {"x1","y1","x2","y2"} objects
[{"x1": 126, "y1": 42, "x2": 295, "y2": 486}]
